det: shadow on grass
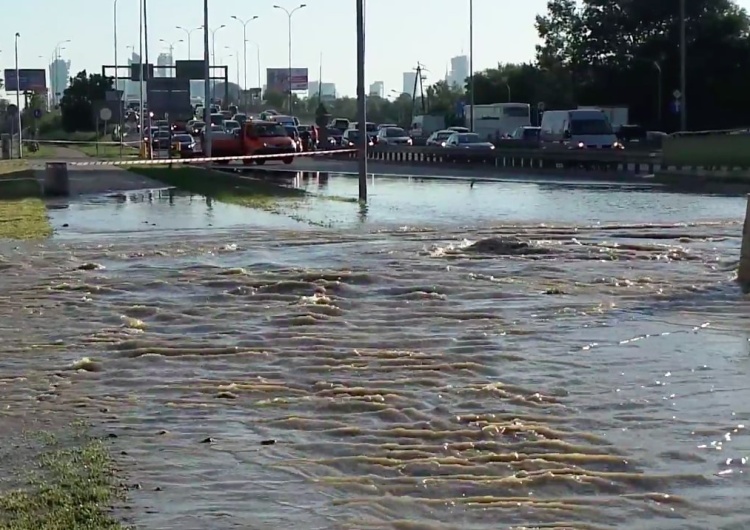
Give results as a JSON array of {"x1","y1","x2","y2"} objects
[{"x1": 0, "y1": 426, "x2": 127, "y2": 529}]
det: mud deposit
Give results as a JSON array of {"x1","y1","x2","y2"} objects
[{"x1": 1, "y1": 214, "x2": 749, "y2": 529}]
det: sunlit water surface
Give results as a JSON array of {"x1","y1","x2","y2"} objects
[{"x1": 2, "y1": 175, "x2": 749, "y2": 529}]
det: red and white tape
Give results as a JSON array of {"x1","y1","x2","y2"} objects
[{"x1": 48, "y1": 149, "x2": 357, "y2": 167}]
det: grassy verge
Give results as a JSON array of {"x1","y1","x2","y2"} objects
[
  {"x1": 19, "y1": 144, "x2": 59, "y2": 159},
  {"x1": 0, "y1": 429, "x2": 126, "y2": 529},
  {"x1": 72, "y1": 144, "x2": 138, "y2": 159},
  {"x1": 0, "y1": 164, "x2": 52, "y2": 239}
]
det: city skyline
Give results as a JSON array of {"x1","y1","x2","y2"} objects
[{"x1": 1, "y1": 0, "x2": 577, "y2": 98}]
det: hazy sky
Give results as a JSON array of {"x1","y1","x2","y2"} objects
[{"x1": 2, "y1": 0, "x2": 750, "y2": 97}]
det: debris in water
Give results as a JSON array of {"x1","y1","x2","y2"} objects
[
  {"x1": 76, "y1": 262, "x2": 105, "y2": 271},
  {"x1": 260, "y1": 439, "x2": 276, "y2": 446}
]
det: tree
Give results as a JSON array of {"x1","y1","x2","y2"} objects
[
  {"x1": 59, "y1": 71, "x2": 113, "y2": 132},
  {"x1": 262, "y1": 89, "x2": 286, "y2": 110},
  {"x1": 534, "y1": 0, "x2": 750, "y2": 130}
]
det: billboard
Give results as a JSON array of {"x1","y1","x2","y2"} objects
[
  {"x1": 147, "y1": 78, "x2": 191, "y2": 117},
  {"x1": 3, "y1": 69, "x2": 47, "y2": 92},
  {"x1": 130, "y1": 63, "x2": 154, "y2": 81},
  {"x1": 266, "y1": 68, "x2": 308, "y2": 92},
  {"x1": 176, "y1": 60, "x2": 206, "y2": 80}
]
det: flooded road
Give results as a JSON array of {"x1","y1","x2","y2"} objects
[{"x1": 2, "y1": 175, "x2": 750, "y2": 529}]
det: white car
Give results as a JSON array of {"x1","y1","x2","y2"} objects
[{"x1": 376, "y1": 126, "x2": 412, "y2": 146}]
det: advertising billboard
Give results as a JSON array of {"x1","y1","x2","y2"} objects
[
  {"x1": 266, "y1": 68, "x2": 308, "y2": 92},
  {"x1": 3, "y1": 69, "x2": 47, "y2": 92}
]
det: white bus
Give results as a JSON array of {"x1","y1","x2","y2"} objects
[{"x1": 463, "y1": 103, "x2": 531, "y2": 139}]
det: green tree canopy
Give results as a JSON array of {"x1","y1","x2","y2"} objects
[{"x1": 59, "y1": 71, "x2": 113, "y2": 132}]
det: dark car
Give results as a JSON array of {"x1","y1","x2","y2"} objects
[
  {"x1": 172, "y1": 133, "x2": 196, "y2": 157},
  {"x1": 326, "y1": 127, "x2": 343, "y2": 147},
  {"x1": 151, "y1": 130, "x2": 172, "y2": 149},
  {"x1": 190, "y1": 121, "x2": 206, "y2": 135},
  {"x1": 511, "y1": 126, "x2": 541, "y2": 141}
]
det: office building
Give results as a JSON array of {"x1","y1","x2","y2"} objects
[
  {"x1": 49, "y1": 58, "x2": 70, "y2": 106},
  {"x1": 308, "y1": 81, "x2": 336, "y2": 100},
  {"x1": 369, "y1": 81, "x2": 384, "y2": 98},
  {"x1": 156, "y1": 53, "x2": 172, "y2": 78},
  {"x1": 402, "y1": 72, "x2": 417, "y2": 95},
  {"x1": 448, "y1": 55, "x2": 469, "y2": 90}
]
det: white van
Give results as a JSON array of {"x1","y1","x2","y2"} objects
[{"x1": 540, "y1": 109, "x2": 623, "y2": 149}]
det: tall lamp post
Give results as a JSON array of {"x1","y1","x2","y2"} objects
[
  {"x1": 224, "y1": 46, "x2": 241, "y2": 96},
  {"x1": 231, "y1": 15, "x2": 258, "y2": 109},
  {"x1": 202, "y1": 0, "x2": 212, "y2": 157},
  {"x1": 176, "y1": 25, "x2": 202, "y2": 59},
  {"x1": 468, "y1": 0, "x2": 474, "y2": 132},
  {"x1": 273, "y1": 4, "x2": 306, "y2": 114},
  {"x1": 14, "y1": 32, "x2": 22, "y2": 158},
  {"x1": 159, "y1": 39, "x2": 183, "y2": 62},
  {"x1": 209, "y1": 24, "x2": 226, "y2": 102}
]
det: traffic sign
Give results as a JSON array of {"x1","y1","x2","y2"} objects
[
  {"x1": 671, "y1": 100, "x2": 681, "y2": 114},
  {"x1": 99, "y1": 107, "x2": 112, "y2": 121},
  {"x1": 673, "y1": 89, "x2": 682, "y2": 99},
  {"x1": 455, "y1": 100, "x2": 464, "y2": 117},
  {"x1": 537, "y1": 101, "x2": 546, "y2": 111},
  {"x1": 33, "y1": 108, "x2": 42, "y2": 119},
  {"x1": 7, "y1": 104, "x2": 18, "y2": 116}
]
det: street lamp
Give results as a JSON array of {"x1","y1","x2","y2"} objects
[
  {"x1": 176, "y1": 25, "x2": 202, "y2": 59},
  {"x1": 273, "y1": 4, "x2": 306, "y2": 114},
  {"x1": 468, "y1": 0, "x2": 474, "y2": 132},
  {"x1": 14, "y1": 32, "x2": 22, "y2": 158},
  {"x1": 209, "y1": 24, "x2": 226, "y2": 101},
  {"x1": 159, "y1": 39, "x2": 183, "y2": 60},
  {"x1": 224, "y1": 46, "x2": 241, "y2": 95},
  {"x1": 230, "y1": 15, "x2": 259, "y2": 109}
]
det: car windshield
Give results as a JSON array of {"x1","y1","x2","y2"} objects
[
  {"x1": 457, "y1": 133, "x2": 481, "y2": 143},
  {"x1": 194, "y1": 122, "x2": 205, "y2": 128},
  {"x1": 571, "y1": 119, "x2": 613, "y2": 135},
  {"x1": 385, "y1": 127, "x2": 406, "y2": 137},
  {"x1": 225, "y1": 121, "x2": 239, "y2": 129},
  {"x1": 436, "y1": 132, "x2": 453, "y2": 140},
  {"x1": 210, "y1": 114, "x2": 224, "y2": 125},
  {"x1": 284, "y1": 126, "x2": 298, "y2": 136},
  {"x1": 347, "y1": 131, "x2": 361, "y2": 140},
  {"x1": 365, "y1": 123, "x2": 377, "y2": 132},
  {"x1": 254, "y1": 123, "x2": 288, "y2": 137},
  {"x1": 174, "y1": 135, "x2": 193, "y2": 142},
  {"x1": 327, "y1": 128, "x2": 342, "y2": 136},
  {"x1": 156, "y1": 131, "x2": 171, "y2": 138}
]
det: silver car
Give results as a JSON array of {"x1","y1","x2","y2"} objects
[{"x1": 376, "y1": 126, "x2": 412, "y2": 146}]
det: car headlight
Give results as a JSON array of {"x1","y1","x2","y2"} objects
[
  {"x1": 407, "y1": 138, "x2": 412, "y2": 145},
  {"x1": 613, "y1": 142, "x2": 624, "y2": 149},
  {"x1": 489, "y1": 145, "x2": 495, "y2": 149},
  {"x1": 577, "y1": 142, "x2": 585, "y2": 148},
  {"x1": 440, "y1": 142, "x2": 446, "y2": 147}
]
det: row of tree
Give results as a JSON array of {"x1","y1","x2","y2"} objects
[{"x1": 54, "y1": 0, "x2": 750, "y2": 133}]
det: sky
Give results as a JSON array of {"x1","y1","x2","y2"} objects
[{"x1": 2, "y1": 0, "x2": 750, "y2": 98}]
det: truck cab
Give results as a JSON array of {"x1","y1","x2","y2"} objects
[
  {"x1": 540, "y1": 109, "x2": 623, "y2": 149},
  {"x1": 211, "y1": 119, "x2": 297, "y2": 165}
]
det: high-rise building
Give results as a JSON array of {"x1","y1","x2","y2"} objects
[
  {"x1": 48, "y1": 58, "x2": 70, "y2": 106},
  {"x1": 402, "y1": 72, "x2": 417, "y2": 95},
  {"x1": 308, "y1": 81, "x2": 336, "y2": 100},
  {"x1": 156, "y1": 53, "x2": 172, "y2": 78},
  {"x1": 448, "y1": 55, "x2": 469, "y2": 90},
  {"x1": 369, "y1": 81, "x2": 384, "y2": 98}
]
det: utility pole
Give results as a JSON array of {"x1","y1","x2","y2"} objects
[
  {"x1": 273, "y1": 4, "x2": 306, "y2": 114},
  {"x1": 356, "y1": 0, "x2": 367, "y2": 202},
  {"x1": 202, "y1": 0, "x2": 211, "y2": 156},
  {"x1": 468, "y1": 0, "x2": 474, "y2": 132},
  {"x1": 231, "y1": 16, "x2": 258, "y2": 109}
]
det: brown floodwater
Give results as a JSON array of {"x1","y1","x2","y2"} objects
[{"x1": 1, "y1": 176, "x2": 750, "y2": 529}]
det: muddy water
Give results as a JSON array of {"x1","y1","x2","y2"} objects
[{"x1": 3, "y1": 179, "x2": 750, "y2": 529}]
